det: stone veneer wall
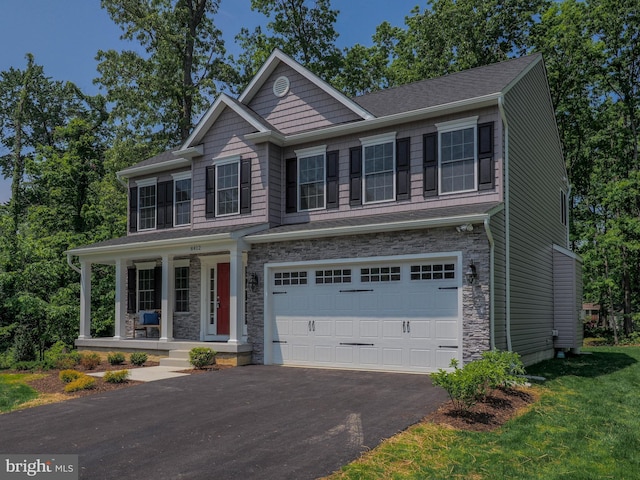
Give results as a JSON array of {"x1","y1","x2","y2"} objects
[{"x1": 246, "y1": 225, "x2": 491, "y2": 365}]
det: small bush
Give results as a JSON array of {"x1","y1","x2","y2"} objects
[
  {"x1": 59, "y1": 369, "x2": 83, "y2": 383},
  {"x1": 55, "y1": 355, "x2": 78, "y2": 370},
  {"x1": 64, "y1": 375, "x2": 96, "y2": 393},
  {"x1": 107, "y1": 352, "x2": 126, "y2": 365},
  {"x1": 129, "y1": 352, "x2": 148, "y2": 366},
  {"x1": 189, "y1": 347, "x2": 216, "y2": 369},
  {"x1": 103, "y1": 369, "x2": 130, "y2": 384},
  {"x1": 431, "y1": 350, "x2": 526, "y2": 412},
  {"x1": 80, "y1": 352, "x2": 101, "y2": 370}
]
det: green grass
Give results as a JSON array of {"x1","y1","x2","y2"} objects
[
  {"x1": 0, "y1": 374, "x2": 39, "y2": 413},
  {"x1": 330, "y1": 346, "x2": 640, "y2": 480}
]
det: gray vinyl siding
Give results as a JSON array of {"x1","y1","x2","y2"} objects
[
  {"x1": 553, "y1": 248, "x2": 583, "y2": 349},
  {"x1": 283, "y1": 108, "x2": 502, "y2": 225},
  {"x1": 490, "y1": 209, "x2": 507, "y2": 350},
  {"x1": 267, "y1": 143, "x2": 283, "y2": 225},
  {"x1": 248, "y1": 63, "x2": 362, "y2": 135},
  {"x1": 192, "y1": 108, "x2": 268, "y2": 228},
  {"x1": 502, "y1": 61, "x2": 568, "y2": 359}
]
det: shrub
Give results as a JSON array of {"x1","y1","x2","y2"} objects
[
  {"x1": 12, "y1": 361, "x2": 45, "y2": 372},
  {"x1": 107, "y1": 352, "x2": 126, "y2": 365},
  {"x1": 129, "y1": 352, "x2": 148, "y2": 366},
  {"x1": 64, "y1": 375, "x2": 96, "y2": 393},
  {"x1": 12, "y1": 325, "x2": 36, "y2": 362},
  {"x1": 189, "y1": 347, "x2": 216, "y2": 369},
  {"x1": 59, "y1": 369, "x2": 83, "y2": 383},
  {"x1": 55, "y1": 355, "x2": 78, "y2": 370},
  {"x1": 431, "y1": 350, "x2": 526, "y2": 412},
  {"x1": 103, "y1": 370, "x2": 130, "y2": 384},
  {"x1": 80, "y1": 352, "x2": 101, "y2": 370}
]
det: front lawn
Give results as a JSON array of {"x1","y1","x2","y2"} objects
[
  {"x1": 0, "y1": 374, "x2": 40, "y2": 413},
  {"x1": 329, "y1": 346, "x2": 640, "y2": 479}
]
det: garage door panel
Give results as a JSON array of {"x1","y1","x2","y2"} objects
[{"x1": 270, "y1": 257, "x2": 462, "y2": 373}]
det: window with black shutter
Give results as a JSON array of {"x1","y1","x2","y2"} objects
[
  {"x1": 477, "y1": 122, "x2": 494, "y2": 190},
  {"x1": 240, "y1": 158, "x2": 252, "y2": 214},
  {"x1": 205, "y1": 165, "x2": 215, "y2": 218},
  {"x1": 349, "y1": 146, "x2": 362, "y2": 206},
  {"x1": 423, "y1": 133, "x2": 438, "y2": 197},
  {"x1": 326, "y1": 150, "x2": 339, "y2": 209},
  {"x1": 396, "y1": 137, "x2": 411, "y2": 200},
  {"x1": 156, "y1": 180, "x2": 173, "y2": 229}
]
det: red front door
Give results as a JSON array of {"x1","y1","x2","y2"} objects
[{"x1": 217, "y1": 263, "x2": 230, "y2": 335}]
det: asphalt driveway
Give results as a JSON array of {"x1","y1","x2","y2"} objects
[{"x1": 0, "y1": 366, "x2": 447, "y2": 479}]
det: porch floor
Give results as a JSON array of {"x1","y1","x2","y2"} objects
[{"x1": 75, "y1": 337, "x2": 253, "y2": 366}]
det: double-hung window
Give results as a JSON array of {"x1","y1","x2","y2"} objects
[
  {"x1": 174, "y1": 260, "x2": 190, "y2": 313},
  {"x1": 437, "y1": 118, "x2": 477, "y2": 194},
  {"x1": 362, "y1": 133, "x2": 396, "y2": 203},
  {"x1": 137, "y1": 264, "x2": 156, "y2": 311},
  {"x1": 296, "y1": 146, "x2": 326, "y2": 211},
  {"x1": 173, "y1": 172, "x2": 192, "y2": 226},
  {"x1": 137, "y1": 178, "x2": 157, "y2": 231},
  {"x1": 216, "y1": 159, "x2": 240, "y2": 216}
]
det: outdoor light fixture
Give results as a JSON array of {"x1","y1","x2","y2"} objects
[
  {"x1": 465, "y1": 262, "x2": 477, "y2": 285},
  {"x1": 456, "y1": 223, "x2": 474, "y2": 233},
  {"x1": 249, "y1": 273, "x2": 259, "y2": 291}
]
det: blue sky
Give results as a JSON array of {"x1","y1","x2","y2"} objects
[{"x1": 0, "y1": 0, "x2": 416, "y2": 204}]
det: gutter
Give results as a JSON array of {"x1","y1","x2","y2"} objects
[
  {"x1": 66, "y1": 253, "x2": 81, "y2": 274},
  {"x1": 245, "y1": 213, "x2": 493, "y2": 244},
  {"x1": 484, "y1": 216, "x2": 496, "y2": 350},
  {"x1": 498, "y1": 95, "x2": 513, "y2": 352}
]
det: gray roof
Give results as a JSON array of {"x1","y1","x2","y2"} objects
[
  {"x1": 353, "y1": 54, "x2": 541, "y2": 117},
  {"x1": 249, "y1": 202, "x2": 502, "y2": 238},
  {"x1": 68, "y1": 223, "x2": 266, "y2": 253}
]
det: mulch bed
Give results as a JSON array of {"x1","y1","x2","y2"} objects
[{"x1": 425, "y1": 387, "x2": 537, "y2": 432}]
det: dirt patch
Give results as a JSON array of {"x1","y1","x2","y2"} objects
[{"x1": 425, "y1": 387, "x2": 538, "y2": 432}]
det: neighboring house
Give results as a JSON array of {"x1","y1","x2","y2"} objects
[{"x1": 67, "y1": 49, "x2": 582, "y2": 372}]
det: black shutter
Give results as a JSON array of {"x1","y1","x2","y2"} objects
[
  {"x1": 285, "y1": 158, "x2": 297, "y2": 213},
  {"x1": 205, "y1": 166, "x2": 215, "y2": 218},
  {"x1": 129, "y1": 187, "x2": 138, "y2": 233},
  {"x1": 349, "y1": 146, "x2": 362, "y2": 206},
  {"x1": 153, "y1": 266, "x2": 162, "y2": 310},
  {"x1": 423, "y1": 133, "x2": 438, "y2": 197},
  {"x1": 127, "y1": 267, "x2": 137, "y2": 313},
  {"x1": 478, "y1": 122, "x2": 494, "y2": 190},
  {"x1": 396, "y1": 137, "x2": 411, "y2": 200},
  {"x1": 326, "y1": 150, "x2": 339, "y2": 209},
  {"x1": 240, "y1": 159, "x2": 252, "y2": 214},
  {"x1": 156, "y1": 180, "x2": 173, "y2": 229}
]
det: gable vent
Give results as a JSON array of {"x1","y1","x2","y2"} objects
[{"x1": 273, "y1": 76, "x2": 290, "y2": 98}]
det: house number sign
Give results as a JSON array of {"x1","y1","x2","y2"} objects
[{"x1": 190, "y1": 245, "x2": 201, "y2": 252}]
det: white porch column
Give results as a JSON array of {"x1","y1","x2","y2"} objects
[
  {"x1": 228, "y1": 245, "x2": 244, "y2": 345},
  {"x1": 79, "y1": 260, "x2": 92, "y2": 339},
  {"x1": 113, "y1": 258, "x2": 127, "y2": 340},
  {"x1": 160, "y1": 254, "x2": 174, "y2": 342}
]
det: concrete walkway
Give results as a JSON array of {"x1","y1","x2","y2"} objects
[{"x1": 88, "y1": 365, "x2": 190, "y2": 382}]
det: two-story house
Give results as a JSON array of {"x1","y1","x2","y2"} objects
[{"x1": 67, "y1": 49, "x2": 582, "y2": 371}]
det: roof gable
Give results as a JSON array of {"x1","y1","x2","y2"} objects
[{"x1": 240, "y1": 49, "x2": 373, "y2": 121}]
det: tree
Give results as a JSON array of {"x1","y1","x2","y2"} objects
[
  {"x1": 96, "y1": 0, "x2": 234, "y2": 145},
  {"x1": 233, "y1": 0, "x2": 343, "y2": 92}
]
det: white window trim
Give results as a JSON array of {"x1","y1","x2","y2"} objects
[
  {"x1": 214, "y1": 156, "x2": 240, "y2": 217},
  {"x1": 174, "y1": 259, "x2": 190, "y2": 268},
  {"x1": 360, "y1": 132, "x2": 397, "y2": 205},
  {"x1": 136, "y1": 178, "x2": 157, "y2": 231},
  {"x1": 295, "y1": 145, "x2": 327, "y2": 212},
  {"x1": 136, "y1": 264, "x2": 155, "y2": 312},
  {"x1": 172, "y1": 172, "x2": 192, "y2": 227},
  {"x1": 174, "y1": 263, "x2": 190, "y2": 313},
  {"x1": 436, "y1": 117, "x2": 479, "y2": 196}
]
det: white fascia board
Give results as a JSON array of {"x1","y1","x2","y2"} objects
[
  {"x1": 245, "y1": 93, "x2": 501, "y2": 148},
  {"x1": 181, "y1": 94, "x2": 270, "y2": 149},
  {"x1": 117, "y1": 158, "x2": 191, "y2": 179},
  {"x1": 173, "y1": 145, "x2": 204, "y2": 158},
  {"x1": 239, "y1": 49, "x2": 374, "y2": 121},
  {"x1": 66, "y1": 224, "x2": 270, "y2": 261},
  {"x1": 245, "y1": 213, "x2": 491, "y2": 244}
]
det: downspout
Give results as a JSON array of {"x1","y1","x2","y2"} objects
[
  {"x1": 67, "y1": 253, "x2": 81, "y2": 274},
  {"x1": 498, "y1": 96, "x2": 513, "y2": 352},
  {"x1": 484, "y1": 216, "x2": 496, "y2": 350}
]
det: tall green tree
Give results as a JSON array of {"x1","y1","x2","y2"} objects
[
  {"x1": 233, "y1": 0, "x2": 343, "y2": 92},
  {"x1": 96, "y1": 0, "x2": 234, "y2": 145}
]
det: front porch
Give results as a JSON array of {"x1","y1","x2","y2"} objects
[{"x1": 75, "y1": 337, "x2": 253, "y2": 366}]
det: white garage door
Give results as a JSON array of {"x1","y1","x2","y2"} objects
[{"x1": 268, "y1": 256, "x2": 462, "y2": 373}]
